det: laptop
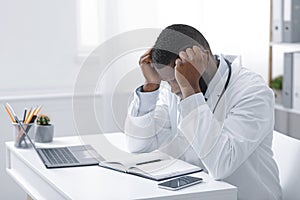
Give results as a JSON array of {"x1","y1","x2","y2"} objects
[
  {"x1": 36, "y1": 145, "x2": 102, "y2": 168},
  {"x1": 26, "y1": 131, "x2": 102, "y2": 168}
]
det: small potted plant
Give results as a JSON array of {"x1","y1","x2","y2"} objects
[
  {"x1": 34, "y1": 114, "x2": 54, "y2": 143},
  {"x1": 270, "y1": 75, "x2": 283, "y2": 104}
]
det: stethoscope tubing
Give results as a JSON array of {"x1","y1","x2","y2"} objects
[{"x1": 212, "y1": 58, "x2": 232, "y2": 113}]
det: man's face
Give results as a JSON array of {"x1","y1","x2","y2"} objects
[{"x1": 155, "y1": 63, "x2": 183, "y2": 99}]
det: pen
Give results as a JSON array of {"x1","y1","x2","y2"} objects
[
  {"x1": 18, "y1": 122, "x2": 35, "y2": 146},
  {"x1": 14, "y1": 114, "x2": 35, "y2": 147},
  {"x1": 24, "y1": 107, "x2": 32, "y2": 124},
  {"x1": 136, "y1": 159, "x2": 162, "y2": 166},
  {"x1": 18, "y1": 114, "x2": 37, "y2": 143},
  {"x1": 18, "y1": 106, "x2": 36, "y2": 144},
  {"x1": 23, "y1": 108, "x2": 27, "y2": 122},
  {"x1": 5, "y1": 103, "x2": 28, "y2": 143},
  {"x1": 17, "y1": 105, "x2": 41, "y2": 144},
  {"x1": 25, "y1": 107, "x2": 36, "y2": 124}
]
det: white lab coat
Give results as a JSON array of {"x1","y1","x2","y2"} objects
[{"x1": 124, "y1": 55, "x2": 282, "y2": 200}]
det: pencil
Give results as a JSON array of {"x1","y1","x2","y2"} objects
[
  {"x1": 34, "y1": 105, "x2": 42, "y2": 115},
  {"x1": 25, "y1": 107, "x2": 36, "y2": 124},
  {"x1": 4, "y1": 105, "x2": 15, "y2": 123}
]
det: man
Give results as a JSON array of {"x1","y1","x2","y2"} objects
[{"x1": 124, "y1": 24, "x2": 282, "y2": 200}]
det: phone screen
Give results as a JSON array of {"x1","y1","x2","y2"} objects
[{"x1": 158, "y1": 176, "x2": 202, "y2": 190}]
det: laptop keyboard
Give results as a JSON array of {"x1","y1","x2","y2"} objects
[{"x1": 41, "y1": 147, "x2": 79, "y2": 165}]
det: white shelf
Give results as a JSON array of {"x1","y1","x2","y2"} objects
[
  {"x1": 270, "y1": 42, "x2": 300, "y2": 47},
  {"x1": 271, "y1": 43, "x2": 300, "y2": 52},
  {"x1": 275, "y1": 103, "x2": 300, "y2": 115}
]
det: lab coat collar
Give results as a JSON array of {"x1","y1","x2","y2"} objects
[
  {"x1": 204, "y1": 54, "x2": 229, "y2": 100},
  {"x1": 204, "y1": 54, "x2": 241, "y2": 111}
]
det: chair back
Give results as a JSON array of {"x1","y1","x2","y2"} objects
[{"x1": 272, "y1": 131, "x2": 300, "y2": 200}]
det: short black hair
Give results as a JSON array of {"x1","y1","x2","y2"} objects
[{"x1": 151, "y1": 24, "x2": 212, "y2": 68}]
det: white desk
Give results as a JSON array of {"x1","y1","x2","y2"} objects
[{"x1": 6, "y1": 133, "x2": 237, "y2": 200}]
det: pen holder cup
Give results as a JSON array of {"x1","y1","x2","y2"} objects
[{"x1": 12, "y1": 123, "x2": 34, "y2": 148}]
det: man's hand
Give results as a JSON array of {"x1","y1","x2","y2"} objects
[
  {"x1": 175, "y1": 46, "x2": 209, "y2": 99},
  {"x1": 139, "y1": 48, "x2": 161, "y2": 92}
]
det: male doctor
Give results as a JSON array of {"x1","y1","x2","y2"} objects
[{"x1": 124, "y1": 24, "x2": 282, "y2": 200}]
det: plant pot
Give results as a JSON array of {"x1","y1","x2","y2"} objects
[{"x1": 34, "y1": 124, "x2": 54, "y2": 143}]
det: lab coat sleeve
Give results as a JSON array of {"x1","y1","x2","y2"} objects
[
  {"x1": 178, "y1": 81, "x2": 274, "y2": 180},
  {"x1": 124, "y1": 86, "x2": 173, "y2": 153},
  {"x1": 135, "y1": 86, "x2": 158, "y2": 116}
]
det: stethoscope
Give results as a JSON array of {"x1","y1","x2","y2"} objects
[{"x1": 211, "y1": 58, "x2": 232, "y2": 113}]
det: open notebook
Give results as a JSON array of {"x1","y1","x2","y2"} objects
[{"x1": 98, "y1": 151, "x2": 202, "y2": 181}]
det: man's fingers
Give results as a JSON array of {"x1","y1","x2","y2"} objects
[
  {"x1": 193, "y1": 46, "x2": 209, "y2": 59},
  {"x1": 192, "y1": 45, "x2": 210, "y2": 65},
  {"x1": 140, "y1": 52, "x2": 151, "y2": 60},
  {"x1": 139, "y1": 48, "x2": 153, "y2": 64},
  {"x1": 175, "y1": 58, "x2": 182, "y2": 67},
  {"x1": 142, "y1": 48, "x2": 153, "y2": 57},
  {"x1": 142, "y1": 55, "x2": 152, "y2": 63},
  {"x1": 145, "y1": 48, "x2": 153, "y2": 54},
  {"x1": 139, "y1": 54, "x2": 152, "y2": 65},
  {"x1": 186, "y1": 48, "x2": 195, "y2": 59},
  {"x1": 179, "y1": 51, "x2": 188, "y2": 61},
  {"x1": 192, "y1": 46, "x2": 202, "y2": 55}
]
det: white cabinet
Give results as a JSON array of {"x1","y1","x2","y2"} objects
[
  {"x1": 270, "y1": 1, "x2": 300, "y2": 139},
  {"x1": 271, "y1": 43, "x2": 300, "y2": 139}
]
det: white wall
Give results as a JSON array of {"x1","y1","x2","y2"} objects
[
  {"x1": 0, "y1": 0, "x2": 80, "y2": 199},
  {"x1": 116, "y1": 0, "x2": 270, "y2": 81},
  {"x1": 0, "y1": 0, "x2": 271, "y2": 199},
  {"x1": 0, "y1": 0, "x2": 80, "y2": 94}
]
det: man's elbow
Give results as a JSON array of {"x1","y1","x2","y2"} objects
[{"x1": 205, "y1": 154, "x2": 238, "y2": 180}]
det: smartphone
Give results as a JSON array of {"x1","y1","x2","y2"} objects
[{"x1": 158, "y1": 176, "x2": 203, "y2": 191}]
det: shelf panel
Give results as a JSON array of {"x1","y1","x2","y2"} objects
[
  {"x1": 275, "y1": 103, "x2": 300, "y2": 114},
  {"x1": 270, "y1": 43, "x2": 300, "y2": 52},
  {"x1": 270, "y1": 42, "x2": 300, "y2": 47}
]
